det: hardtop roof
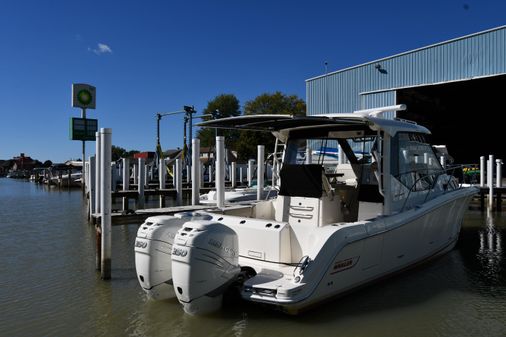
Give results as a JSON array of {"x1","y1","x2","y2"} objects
[{"x1": 197, "y1": 113, "x2": 430, "y2": 137}]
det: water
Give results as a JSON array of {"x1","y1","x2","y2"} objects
[{"x1": 1, "y1": 179, "x2": 505, "y2": 337}]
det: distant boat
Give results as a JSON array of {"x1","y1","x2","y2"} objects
[{"x1": 200, "y1": 187, "x2": 278, "y2": 204}]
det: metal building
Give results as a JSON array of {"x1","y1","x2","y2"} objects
[{"x1": 306, "y1": 26, "x2": 506, "y2": 162}]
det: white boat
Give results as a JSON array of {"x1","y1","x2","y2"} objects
[
  {"x1": 199, "y1": 187, "x2": 278, "y2": 204},
  {"x1": 135, "y1": 105, "x2": 478, "y2": 315}
]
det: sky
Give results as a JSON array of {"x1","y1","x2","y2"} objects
[{"x1": 0, "y1": 0, "x2": 504, "y2": 162}]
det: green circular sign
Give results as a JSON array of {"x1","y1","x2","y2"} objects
[{"x1": 77, "y1": 89, "x2": 92, "y2": 105}]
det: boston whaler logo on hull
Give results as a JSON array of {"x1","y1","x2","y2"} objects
[{"x1": 330, "y1": 256, "x2": 360, "y2": 275}]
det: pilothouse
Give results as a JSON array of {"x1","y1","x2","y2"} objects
[{"x1": 134, "y1": 105, "x2": 477, "y2": 315}]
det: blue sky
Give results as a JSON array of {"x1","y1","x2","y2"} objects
[{"x1": 0, "y1": 0, "x2": 504, "y2": 162}]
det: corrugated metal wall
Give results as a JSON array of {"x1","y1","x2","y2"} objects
[{"x1": 306, "y1": 26, "x2": 506, "y2": 116}]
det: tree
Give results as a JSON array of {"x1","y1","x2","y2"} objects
[
  {"x1": 111, "y1": 145, "x2": 139, "y2": 161},
  {"x1": 235, "y1": 92, "x2": 306, "y2": 161},
  {"x1": 111, "y1": 145, "x2": 127, "y2": 161},
  {"x1": 42, "y1": 160, "x2": 53, "y2": 167},
  {"x1": 197, "y1": 94, "x2": 241, "y2": 149}
]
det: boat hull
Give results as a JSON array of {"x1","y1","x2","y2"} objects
[{"x1": 243, "y1": 188, "x2": 476, "y2": 314}]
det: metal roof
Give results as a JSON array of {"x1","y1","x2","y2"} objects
[{"x1": 306, "y1": 26, "x2": 506, "y2": 115}]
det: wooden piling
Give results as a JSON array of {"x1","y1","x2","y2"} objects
[
  {"x1": 175, "y1": 158, "x2": 183, "y2": 206},
  {"x1": 231, "y1": 162, "x2": 236, "y2": 188},
  {"x1": 95, "y1": 132, "x2": 101, "y2": 214},
  {"x1": 122, "y1": 158, "x2": 129, "y2": 211},
  {"x1": 89, "y1": 156, "x2": 96, "y2": 221},
  {"x1": 192, "y1": 138, "x2": 200, "y2": 205},
  {"x1": 100, "y1": 128, "x2": 112, "y2": 280},
  {"x1": 257, "y1": 145, "x2": 264, "y2": 200},
  {"x1": 138, "y1": 158, "x2": 145, "y2": 209},
  {"x1": 159, "y1": 158, "x2": 166, "y2": 208},
  {"x1": 216, "y1": 136, "x2": 225, "y2": 208}
]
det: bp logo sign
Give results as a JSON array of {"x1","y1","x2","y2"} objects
[{"x1": 72, "y1": 83, "x2": 96, "y2": 109}]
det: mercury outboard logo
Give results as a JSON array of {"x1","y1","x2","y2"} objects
[
  {"x1": 135, "y1": 240, "x2": 147, "y2": 249},
  {"x1": 208, "y1": 238, "x2": 237, "y2": 257},
  {"x1": 172, "y1": 247, "x2": 188, "y2": 257}
]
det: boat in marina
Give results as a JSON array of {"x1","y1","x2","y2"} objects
[
  {"x1": 199, "y1": 187, "x2": 278, "y2": 204},
  {"x1": 134, "y1": 105, "x2": 478, "y2": 315}
]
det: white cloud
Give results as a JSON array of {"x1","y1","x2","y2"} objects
[{"x1": 89, "y1": 43, "x2": 113, "y2": 55}]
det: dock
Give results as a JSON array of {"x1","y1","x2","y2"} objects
[
  {"x1": 93, "y1": 204, "x2": 216, "y2": 226},
  {"x1": 476, "y1": 186, "x2": 505, "y2": 212}
]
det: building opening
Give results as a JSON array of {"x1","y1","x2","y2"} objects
[{"x1": 396, "y1": 74, "x2": 506, "y2": 163}]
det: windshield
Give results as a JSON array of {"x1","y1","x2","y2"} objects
[
  {"x1": 391, "y1": 132, "x2": 443, "y2": 191},
  {"x1": 284, "y1": 137, "x2": 376, "y2": 166}
]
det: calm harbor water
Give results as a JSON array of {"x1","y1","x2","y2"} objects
[{"x1": 1, "y1": 178, "x2": 505, "y2": 337}]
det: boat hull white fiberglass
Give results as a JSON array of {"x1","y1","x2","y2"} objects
[
  {"x1": 134, "y1": 106, "x2": 479, "y2": 315},
  {"x1": 239, "y1": 188, "x2": 475, "y2": 314}
]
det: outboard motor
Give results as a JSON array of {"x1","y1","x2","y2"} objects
[
  {"x1": 171, "y1": 220, "x2": 240, "y2": 315},
  {"x1": 134, "y1": 212, "x2": 212, "y2": 300}
]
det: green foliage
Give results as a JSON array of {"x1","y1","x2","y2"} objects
[
  {"x1": 243, "y1": 91, "x2": 306, "y2": 117},
  {"x1": 111, "y1": 145, "x2": 139, "y2": 161},
  {"x1": 197, "y1": 94, "x2": 241, "y2": 149},
  {"x1": 236, "y1": 92, "x2": 306, "y2": 161}
]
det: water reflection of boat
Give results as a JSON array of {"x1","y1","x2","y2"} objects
[{"x1": 135, "y1": 105, "x2": 478, "y2": 315}]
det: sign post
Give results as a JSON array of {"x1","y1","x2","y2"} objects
[{"x1": 71, "y1": 83, "x2": 97, "y2": 192}]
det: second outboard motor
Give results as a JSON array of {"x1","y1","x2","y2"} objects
[
  {"x1": 171, "y1": 220, "x2": 240, "y2": 315},
  {"x1": 134, "y1": 212, "x2": 212, "y2": 300}
]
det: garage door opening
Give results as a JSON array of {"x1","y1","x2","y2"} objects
[{"x1": 397, "y1": 75, "x2": 506, "y2": 164}]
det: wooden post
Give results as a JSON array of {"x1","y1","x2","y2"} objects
[
  {"x1": 95, "y1": 131, "x2": 101, "y2": 214},
  {"x1": 216, "y1": 136, "x2": 225, "y2": 208},
  {"x1": 231, "y1": 162, "x2": 236, "y2": 188},
  {"x1": 176, "y1": 158, "x2": 183, "y2": 206},
  {"x1": 248, "y1": 159, "x2": 255, "y2": 187},
  {"x1": 138, "y1": 158, "x2": 145, "y2": 209},
  {"x1": 111, "y1": 162, "x2": 118, "y2": 192},
  {"x1": 133, "y1": 162, "x2": 138, "y2": 185},
  {"x1": 159, "y1": 158, "x2": 166, "y2": 208},
  {"x1": 100, "y1": 128, "x2": 112, "y2": 280},
  {"x1": 489, "y1": 154, "x2": 494, "y2": 209},
  {"x1": 201, "y1": 164, "x2": 204, "y2": 188},
  {"x1": 96, "y1": 226, "x2": 101, "y2": 271},
  {"x1": 144, "y1": 163, "x2": 149, "y2": 189},
  {"x1": 480, "y1": 156, "x2": 485, "y2": 187},
  {"x1": 257, "y1": 145, "x2": 265, "y2": 200},
  {"x1": 122, "y1": 158, "x2": 129, "y2": 211},
  {"x1": 192, "y1": 138, "x2": 200, "y2": 205},
  {"x1": 496, "y1": 159, "x2": 502, "y2": 188},
  {"x1": 89, "y1": 156, "x2": 96, "y2": 221}
]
